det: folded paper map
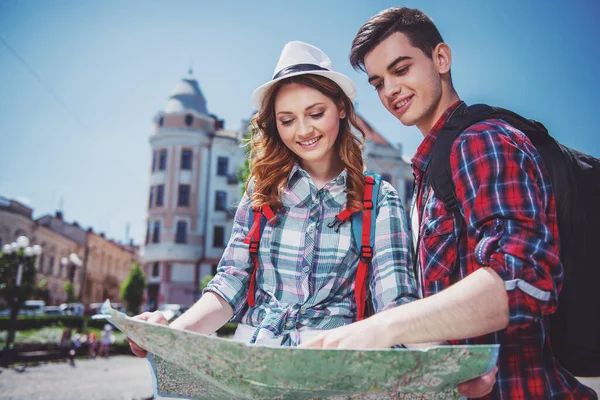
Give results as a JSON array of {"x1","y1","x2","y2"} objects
[{"x1": 99, "y1": 300, "x2": 498, "y2": 400}]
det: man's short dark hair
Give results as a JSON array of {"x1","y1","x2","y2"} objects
[{"x1": 350, "y1": 7, "x2": 444, "y2": 72}]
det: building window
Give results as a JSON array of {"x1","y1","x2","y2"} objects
[
  {"x1": 152, "y1": 151, "x2": 157, "y2": 172},
  {"x1": 178, "y1": 184, "x2": 190, "y2": 207},
  {"x1": 152, "y1": 262, "x2": 160, "y2": 277},
  {"x1": 156, "y1": 185, "x2": 164, "y2": 207},
  {"x1": 58, "y1": 258, "x2": 64, "y2": 277},
  {"x1": 152, "y1": 221, "x2": 161, "y2": 243},
  {"x1": 148, "y1": 186, "x2": 154, "y2": 209},
  {"x1": 38, "y1": 253, "x2": 45, "y2": 273},
  {"x1": 145, "y1": 221, "x2": 151, "y2": 244},
  {"x1": 159, "y1": 149, "x2": 167, "y2": 171},
  {"x1": 48, "y1": 256, "x2": 55, "y2": 275},
  {"x1": 185, "y1": 114, "x2": 194, "y2": 126},
  {"x1": 175, "y1": 221, "x2": 187, "y2": 244},
  {"x1": 215, "y1": 191, "x2": 227, "y2": 211},
  {"x1": 213, "y1": 226, "x2": 225, "y2": 248},
  {"x1": 211, "y1": 264, "x2": 218, "y2": 275},
  {"x1": 158, "y1": 116, "x2": 164, "y2": 127},
  {"x1": 217, "y1": 157, "x2": 228, "y2": 176},
  {"x1": 381, "y1": 173, "x2": 392, "y2": 183},
  {"x1": 181, "y1": 149, "x2": 192, "y2": 170}
]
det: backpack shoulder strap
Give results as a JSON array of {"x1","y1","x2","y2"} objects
[
  {"x1": 350, "y1": 172, "x2": 382, "y2": 249},
  {"x1": 351, "y1": 171, "x2": 382, "y2": 321},
  {"x1": 430, "y1": 103, "x2": 481, "y2": 223},
  {"x1": 243, "y1": 182, "x2": 277, "y2": 307},
  {"x1": 246, "y1": 182, "x2": 269, "y2": 237}
]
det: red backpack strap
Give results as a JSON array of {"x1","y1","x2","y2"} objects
[
  {"x1": 355, "y1": 175, "x2": 375, "y2": 321},
  {"x1": 243, "y1": 204, "x2": 277, "y2": 307},
  {"x1": 328, "y1": 207, "x2": 353, "y2": 232}
]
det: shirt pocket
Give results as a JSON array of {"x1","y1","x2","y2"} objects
[{"x1": 420, "y1": 215, "x2": 458, "y2": 281}]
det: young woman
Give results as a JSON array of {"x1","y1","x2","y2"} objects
[{"x1": 129, "y1": 41, "x2": 417, "y2": 354}]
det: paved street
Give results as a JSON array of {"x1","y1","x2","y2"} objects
[
  {"x1": 0, "y1": 356, "x2": 163, "y2": 400},
  {"x1": 0, "y1": 355, "x2": 598, "y2": 399}
]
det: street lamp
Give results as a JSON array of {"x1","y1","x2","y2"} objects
[
  {"x1": 61, "y1": 253, "x2": 82, "y2": 282},
  {"x1": 61, "y1": 253, "x2": 82, "y2": 304},
  {"x1": 0, "y1": 235, "x2": 42, "y2": 366}
]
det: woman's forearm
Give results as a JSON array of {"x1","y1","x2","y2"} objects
[{"x1": 169, "y1": 291, "x2": 234, "y2": 334}]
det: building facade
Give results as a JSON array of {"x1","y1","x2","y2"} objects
[
  {"x1": 356, "y1": 115, "x2": 414, "y2": 207},
  {"x1": 85, "y1": 231, "x2": 139, "y2": 305},
  {"x1": 0, "y1": 198, "x2": 139, "y2": 307}
]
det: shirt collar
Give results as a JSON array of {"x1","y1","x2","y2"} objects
[
  {"x1": 411, "y1": 100, "x2": 464, "y2": 174},
  {"x1": 287, "y1": 164, "x2": 347, "y2": 187},
  {"x1": 285, "y1": 163, "x2": 348, "y2": 208}
]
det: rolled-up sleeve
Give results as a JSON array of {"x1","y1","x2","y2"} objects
[
  {"x1": 203, "y1": 193, "x2": 253, "y2": 318},
  {"x1": 369, "y1": 181, "x2": 419, "y2": 312},
  {"x1": 452, "y1": 125, "x2": 562, "y2": 332}
]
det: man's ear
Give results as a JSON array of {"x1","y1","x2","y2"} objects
[{"x1": 433, "y1": 43, "x2": 452, "y2": 75}]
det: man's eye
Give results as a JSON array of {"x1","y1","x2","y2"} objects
[
  {"x1": 280, "y1": 119, "x2": 294, "y2": 126},
  {"x1": 310, "y1": 112, "x2": 325, "y2": 119},
  {"x1": 395, "y1": 66, "x2": 409, "y2": 76},
  {"x1": 373, "y1": 81, "x2": 383, "y2": 91}
]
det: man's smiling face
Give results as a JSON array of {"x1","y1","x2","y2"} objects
[{"x1": 364, "y1": 32, "x2": 444, "y2": 133}]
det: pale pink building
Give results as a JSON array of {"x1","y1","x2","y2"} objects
[{"x1": 141, "y1": 72, "x2": 245, "y2": 309}]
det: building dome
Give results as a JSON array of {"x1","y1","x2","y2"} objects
[{"x1": 163, "y1": 71, "x2": 208, "y2": 116}]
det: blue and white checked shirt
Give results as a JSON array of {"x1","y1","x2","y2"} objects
[{"x1": 205, "y1": 165, "x2": 418, "y2": 345}]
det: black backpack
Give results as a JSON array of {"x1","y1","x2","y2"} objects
[{"x1": 429, "y1": 103, "x2": 600, "y2": 377}]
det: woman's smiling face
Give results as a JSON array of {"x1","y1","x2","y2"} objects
[{"x1": 274, "y1": 82, "x2": 345, "y2": 168}]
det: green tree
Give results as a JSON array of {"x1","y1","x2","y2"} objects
[
  {"x1": 237, "y1": 114, "x2": 258, "y2": 196},
  {"x1": 120, "y1": 262, "x2": 146, "y2": 315},
  {"x1": 63, "y1": 281, "x2": 76, "y2": 303},
  {"x1": 0, "y1": 247, "x2": 39, "y2": 354},
  {"x1": 33, "y1": 278, "x2": 49, "y2": 303},
  {"x1": 200, "y1": 274, "x2": 214, "y2": 292},
  {"x1": 237, "y1": 158, "x2": 250, "y2": 197},
  {"x1": 0, "y1": 250, "x2": 37, "y2": 309}
]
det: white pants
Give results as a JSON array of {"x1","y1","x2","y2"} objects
[{"x1": 231, "y1": 323, "x2": 324, "y2": 346}]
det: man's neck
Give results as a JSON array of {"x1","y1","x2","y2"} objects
[{"x1": 417, "y1": 90, "x2": 460, "y2": 136}]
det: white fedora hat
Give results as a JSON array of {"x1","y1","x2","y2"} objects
[{"x1": 252, "y1": 41, "x2": 357, "y2": 109}]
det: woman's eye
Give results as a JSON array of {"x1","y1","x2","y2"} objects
[
  {"x1": 310, "y1": 112, "x2": 325, "y2": 119},
  {"x1": 280, "y1": 119, "x2": 294, "y2": 126},
  {"x1": 373, "y1": 81, "x2": 383, "y2": 91}
]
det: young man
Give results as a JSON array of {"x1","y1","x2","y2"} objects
[{"x1": 302, "y1": 7, "x2": 597, "y2": 399}]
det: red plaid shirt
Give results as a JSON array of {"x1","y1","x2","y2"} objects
[{"x1": 411, "y1": 101, "x2": 597, "y2": 399}]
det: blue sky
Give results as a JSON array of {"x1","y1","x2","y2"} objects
[{"x1": 1, "y1": 0, "x2": 598, "y2": 244}]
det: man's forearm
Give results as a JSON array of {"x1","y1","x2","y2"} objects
[
  {"x1": 169, "y1": 291, "x2": 234, "y2": 334},
  {"x1": 376, "y1": 267, "x2": 509, "y2": 344}
]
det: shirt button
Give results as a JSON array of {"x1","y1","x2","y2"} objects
[
  {"x1": 285, "y1": 321, "x2": 293, "y2": 328},
  {"x1": 301, "y1": 309, "x2": 307, "y2": 315},
  {"x1": 303, "y1": 266, "x2": 310, "y2": 273},
  {"x1": 308, "y1": 224, "x2": 315, "y2": 233}
]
